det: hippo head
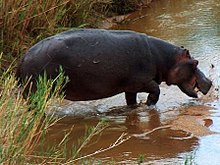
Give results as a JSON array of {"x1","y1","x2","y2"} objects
[{"x1": 167, "y1": 49, "x2": 212, "y2": 98}]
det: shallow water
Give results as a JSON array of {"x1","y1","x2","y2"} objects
[{"x1": 45, "y1": 0, "x2": 220, "y2": 164}]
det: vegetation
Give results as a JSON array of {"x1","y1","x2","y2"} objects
[
  {"x1": 1, "y1": 0, "x2": 144, "y2": 66},
  {"x1": 0, "y1": 63, "x2": 63, "y2": 163},
  {"x1": 184, "y1": 152, "x2": 196, "y2": 165},
  {"x1": 0, "y1": 63, "x2": 109, "y2": 164}
]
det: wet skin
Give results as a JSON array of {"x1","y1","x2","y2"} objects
[{"x1": 16, "y1": 29, "x2": 212, "y2": 106}]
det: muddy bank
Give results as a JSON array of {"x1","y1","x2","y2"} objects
[{"x1": 100, "y1": 0, "x2": 153, "y2": 28}]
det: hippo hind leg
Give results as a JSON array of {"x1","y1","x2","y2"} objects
[
  {"x1": 146, "y1": 93, "x2": 160, "y2": 106},
  {"x1": 125, "y1": 92, "x2": 137, "y2": 106}
]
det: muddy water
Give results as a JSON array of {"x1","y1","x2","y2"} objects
[{"x1": 45, "y1": 0, "x2": 220, "y2": 164}]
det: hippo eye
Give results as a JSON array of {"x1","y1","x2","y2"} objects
[{"x1": 186, "y1": 60, "x2": 198, "y2": 72}]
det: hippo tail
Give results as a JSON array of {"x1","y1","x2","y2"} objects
[
  {"x1": 15, "y1": 64, "x2": 21, "y2": 85},
  {"x1": 15, "y1": 57, "x2": 24, "y2": 85}
]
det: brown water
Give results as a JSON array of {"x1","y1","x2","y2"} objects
[{"x1": 45, "y1": 0, "x2": 220, "y2": 164}]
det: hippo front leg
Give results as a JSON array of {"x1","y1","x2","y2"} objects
[
  {"x1": 125, "y1": 80, "x2": 160, "y2": 106},
  {"x1": 146, "y1": 81, "x2": 160, "y2": 106}
]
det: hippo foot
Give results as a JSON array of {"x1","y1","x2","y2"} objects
[
  {"x1": 147, "y1": 105, "x2": 157, "y2": 109},
  {"x1": 146, "y1": 94, "x2": 159, "y2": 106}
]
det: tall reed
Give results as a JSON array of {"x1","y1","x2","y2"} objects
[
  {"x1": 0, "y1": 0, "x2": 112, "y2": 65},
  {"x1": 0, "y1": 62, "x2": 110, "y2": 164},
  {"x1": 0, "y1": 63, "x2": 67, "y2": 164}
]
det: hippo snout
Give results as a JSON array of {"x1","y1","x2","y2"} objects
[
  {"x1": 195, "y1": 69, "x2": 212, "y2": 95},
  {"x1": 177, "y1": 68, "x2": 212, "y2": 98}
]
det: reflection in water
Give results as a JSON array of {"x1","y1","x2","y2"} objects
[
  {"x1": 46, "y1": 0, "x2": 220, "y2": 164},
  {"x1": 45, "y1": 108, "x2": 199, "y2": 164}
]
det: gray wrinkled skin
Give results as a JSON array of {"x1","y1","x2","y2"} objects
[{"x1": 16, "y1": 29, "x2": 212, "y2": 106}]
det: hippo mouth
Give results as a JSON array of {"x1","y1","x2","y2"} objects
[
  {"x1": 178, "y1": 78, "x2": 198, "y2": 98},
  {"x1": 178, "y1": 69, "x2": 212, "y2": 98}
]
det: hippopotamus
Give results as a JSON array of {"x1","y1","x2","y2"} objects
[{"x1": 16, "y1": 29, "x2": 212, "y2": 106}]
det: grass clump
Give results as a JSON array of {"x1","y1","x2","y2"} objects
[
  {"x1": 184, "y1": 152, "x2": 196, "y2": 165},
  {"x1": 0, "y1": 63, "x2": 67, "y2": 164},
  {"x1": 0, "y1": 61, "x2": 110, "y2": 164},
  {"x1": 105, "y1": 0, "x2": 144, "y2": 15}
]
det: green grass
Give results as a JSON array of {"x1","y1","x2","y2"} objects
[
  {"x1": 184, "y1": 151, "x2": 196, "y2": 165},
  {"x1": 0, "y1": 63, "x2": 66, "y2": 164}
]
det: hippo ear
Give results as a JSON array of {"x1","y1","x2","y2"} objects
[
  {"x1": 178, "y1": 49, "x2": 191, "y2": 60},
  {"x1": 193, "y1": 60, "x2": 198, "y2": 69}
]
